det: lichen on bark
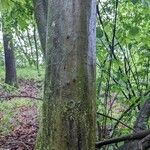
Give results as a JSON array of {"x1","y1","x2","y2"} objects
[{"x1": 36, "y1": 0, "x2": 96, "y2": 149}]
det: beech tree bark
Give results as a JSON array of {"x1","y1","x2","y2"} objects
[{"x1": 36, "y1": 0, "x2": 96, "y2": 149}]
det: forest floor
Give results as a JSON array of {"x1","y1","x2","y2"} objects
[{"x1": 0, "y1": 78, "x2": 43, "y2": 150}]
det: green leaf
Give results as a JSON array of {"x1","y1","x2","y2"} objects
[
  {"x1": 129, "y1": 26, "x2": 140, "y2": 36},
  {"x1": 96, "y1": 27, "x2": 103, "y2": 38},
  {"x1": 131, "y1": 0, "x2": 138, "y2": 4},
  {"x1": 128, "y1": 44, "x2": 132, "y2": 49}
]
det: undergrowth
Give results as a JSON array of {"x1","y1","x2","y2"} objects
[
  {"x1": 0, "y1": 99, "x2": 35, "y2": 135},
  {"x1": 0, "y1": 65, "x2": 44, "y2": 136},
  {"x1": 0, "y1": 65, "x2": 45, "y2": 81}
]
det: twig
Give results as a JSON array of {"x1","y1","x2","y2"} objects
[
  {"x1": 111, "y1": 90, "x2": 150, "y2": 136},
  {"x1": 97, "y1": 112, "x2": 135, "y2": 131},
  {"x1": 0, "y1": 95, "x2": 42, "y2": 101}
]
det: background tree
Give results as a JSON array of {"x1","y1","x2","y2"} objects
[
  {"x1": 0, "y1": 0, "x2": 42, "y2": 75},
  {"x1": 1, "y1": 12, "x2": 18, "y2": 86},
  {"x1": 3, "y1": 32, "x2": 17, "y2": 87},
  {"x1": 36, "y1": 0, "x2": 97, "y2": 149},
  {"x1": 33, "y1": 0, "x2": 47, "y2": 58}
]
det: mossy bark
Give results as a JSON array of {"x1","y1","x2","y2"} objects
[{"x1": 36, "y1": 0, "x2": 96, "y2": 149}]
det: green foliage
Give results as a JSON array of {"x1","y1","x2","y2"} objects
[
  {"x1": 0, "y1": 0, "x2": 43, "y2": 69},
  {"x1": 96, "y1": 0, "x2": 150, "y2": 142},
  {"x1": 0, "y1": 82, "x2": 17, "y2": 94},
  {"x1": 0, "y1": 0, "x2": 33, "y2": 31},
  {"x1": 17, "y1": 66, "x2": 44, "y2": 79},
  {"x1": 0, "y1": 65, "x2": 4, "y2": 79},
  {"x1": 0, "y1": 65, "x2": 44, "y2": 80},
  {"x1": 0, "y1": 43, "x2": 4, "y2": 65},
  {"x1": 96, "y1": 27, "x2": 103, "y2": 38}
]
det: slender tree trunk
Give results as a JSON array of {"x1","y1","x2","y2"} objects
[
  {"x1": 36, "y1": 0, "x2": 96, "y2": 149},
  {"x1": 33, "y1": 26, "x2": 40, "y2": 75},
  {"x1": 33, "y1": 0, "x2": 47, "y2": 58},
  {"x1": 3, "y1": 34, "x2": 17, "y2": 87},
  {"x1": 15, "y1": 30, "x2": 33, "y2": 66},
  {"x1": 27, "y1": 28, "x2": 35, "y2": 65}
]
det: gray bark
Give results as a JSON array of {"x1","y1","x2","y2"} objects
[
  {"x1": 36, "y1": 0, "x2": 96, "y2": 149},
  {"x1": 33, "y1": 0, "x2": 47, "y2": 58}
]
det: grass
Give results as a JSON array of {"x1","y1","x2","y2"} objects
[
  {"x1": 17, "y1": 66, "x2": 45, "y2": 80},
  {"x1": 0, "y1": 65, "x2": 44, "y2": 136},
  {"x1": 0, "y1": 65, "x2": 45, "y2": 81},
  {"x1": 0, "y1": 66, "x2": 5, "y2": 80}
]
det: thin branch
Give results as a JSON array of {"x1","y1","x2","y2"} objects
[
  {"x1": 111, "y1": 0, "x2": 119, "y2": 52},
  {"x1": 95, "y1": 130, "x2": 150, "y2": 149},
  {"x1": 111, "y1": 91, "x2": 150, "y2": 137},
  {"x1": 0, "y1": 95, "x2": 42, "y2": 101},
  {"x1": 97, "y1": 112, "x2": 135, "y2": 131},
  {"x1": 96, "y1": 4, "x2": 111, "y2": 50}
]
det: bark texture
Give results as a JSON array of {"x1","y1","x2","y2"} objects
[
  {"x1": 36, "y1": 0, "x2": 96, "y2": 149},
  {"x1": 33, "y1": 0, "x2": 47, "y2": 57},
  {"x1": 3, "y1": 34, "x2": 17, "y2": 87}
]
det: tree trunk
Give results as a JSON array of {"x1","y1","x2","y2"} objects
[
  {"x1": 33, "y1": 0, "x2": 47, "y2": 58},
  {"x1": 33, "y1": 25, "x2": 40, "y2": 75},
  {"x1": 36, "y1": 0, "x2": 96, "y2": 149},
  {"x1": 3, "y1": 34, "x2": 17, "y2": 87}
]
